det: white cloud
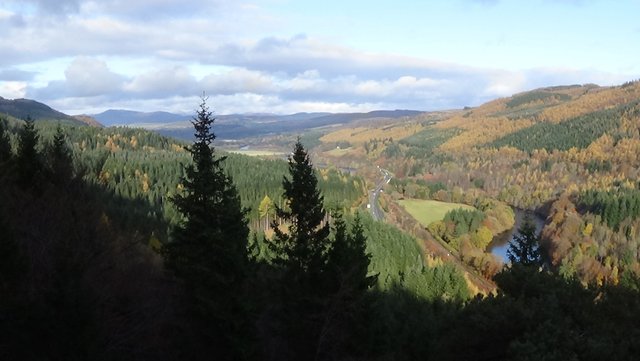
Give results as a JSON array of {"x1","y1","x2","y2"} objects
[
  {"x1": 124, "y1": 66, "x2": 197, "y2": 97},
  {"x1": 65, "y1": 57, "x2": 124, "y2": 96},
  {"x1": 201, "y1": 68, "x2": 276, "y2": 95},
  {"x1": 2, "y1": 0, "x2": 636, "y2": 115},
  {"x1": 0, "y1": 81, "x2": 27, "y2": 98}
]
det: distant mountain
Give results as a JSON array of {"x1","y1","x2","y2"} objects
[
  {"x1": 73, "y1": 115, "x2": 104, "y2": 128},
  {"x1": 0, "y1": 96, "x2": 86, "y2": 125},
  {"x1": 154, "y1": 109, "x2": 425, "y2": 141},
  {"x1": 91, "y1": 109, "x2": 191, "y2": 126},
  {"x1": 89, "y1": 109, "x2": 424, "y2": 140}
]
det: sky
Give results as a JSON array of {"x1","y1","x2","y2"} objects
[{"x1": 0, "y1": 0, "x2": 638, "y2": 115}]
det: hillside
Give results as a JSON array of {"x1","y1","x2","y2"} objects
[
  {"x1": 0, "y1": 116, "x2": 475, "y2": 360},
  {"x1": 312, "y1": 80, "x2": 640, "y2": 288},
  {"x1": 0, "y1": 96, "x2": 87, "y2": 126},
  {"x1": 91, "y1": 109, "x2": 191, "y2": 126},
  {"x1": 3, "y1": 90, "x2": 640, "y2": 360}
]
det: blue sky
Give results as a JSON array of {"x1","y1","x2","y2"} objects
[{"x1": 0, "y1": 0, "x2": 638, "y2": 114}]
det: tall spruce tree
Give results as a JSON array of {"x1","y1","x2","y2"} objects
[
  {"x1": 163, "y1": 98, "x2": 249, "y2": 360},
  {"x1": 266, "y1": 140, "x2": 332, "y2": 360},
  {"x1": 47, "y1": 124, "x2": 73, "y2": 184},
  {"x1": 0, "y1": 118, "x2": 11, "y2": 166},
  {"x1": 269, "y1": 140, "x2": 331, "y2": 278},
  {"x1": 318, "y1": 211, "x2": 375, "y2": 359},
  {"x1": 16, "y1": 116, "x2": 42, "y2": 190},
  {"x1": 507, "y1": 213, "x2": 542, "y2": 267},
  {"x1": 326, "y1": 211, "x2": 375, "y2": 294}
]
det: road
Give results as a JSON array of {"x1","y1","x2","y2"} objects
[
  {"x1": 368, "y1": 167, "x2": 391, "y2": 221},
  {"x1": 365, "y1": 166, "x2": 495, "y2": 293}
]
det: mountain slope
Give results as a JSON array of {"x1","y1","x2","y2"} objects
[
  {"x1": 434, "y1": 81, "x2": 640, "y2": 150},
  {"x1": 115, "y1": 109, "x2": 425, "y2": 141},
  {"x1": 91, "y1": 109, "x2": 191, "y2": 126},
  {"x1": 0, "y1": 96, "x2": 85, "y2": 125}
]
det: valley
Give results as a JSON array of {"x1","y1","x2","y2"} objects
[
  {"x1": 2, "y1": 80, "x2": 640, "y2": 359},
  {"x1": 3, "y1": 0, "x2": 640, "y2": 358}
]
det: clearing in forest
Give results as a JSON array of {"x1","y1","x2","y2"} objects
[{"x1": 398, "y1": 199, "x2": 476, "y2": 226}]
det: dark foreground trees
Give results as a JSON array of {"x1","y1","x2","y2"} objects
[
  {"x1": 264, "y1": 140, "x2": 373, "y2": 360},
  {"x1": 3, "y1": 110, "x2": 640, "y2": 361},
  {"x1": 0, "y1": 118, "x2": 177, "y2": 361},
  {"x1": 162, "y1": 99, "x2": 249, "y2": 360},
  {"x1": 16, "y1": 116, "x2": 43, "y2": 190}
]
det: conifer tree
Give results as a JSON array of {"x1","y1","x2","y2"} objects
[
  {"x1": 16, "y1": 116, "x2": 42, "y2": 190},
  {"x1": 326, "y1": 211, "x2": 375, "y2": 294},
  {"x1": 507, "y1": 214, "x2": 542, "y2": 267},
  {"x1": 163, "y1": 98, "x2": 249, "y2": 360},
  {"x1": 0, "y1": 118, "x2": 12, "y2": 167},
  {"x1": 266, "y1": 140, "x2": 332, "y2": 359},
  {"x1": 269, "y1": 140, "x2": 331, "y2": 278},
  {"x1": 316, "y1": 211, "x2": 376, "y2": 358},
  {"x1": 47, "y1": 124, "x2": 73, "y2": 184}
]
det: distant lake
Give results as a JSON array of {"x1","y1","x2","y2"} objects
[{"x1": 487, "y1": 208, "x2": 546, "y2": 263}]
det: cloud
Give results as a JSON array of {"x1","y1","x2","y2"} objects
[
  {"x1": 0, "y1": 68, "x2": 35, "y2": 81},
  {"x1": 65, "y1": 57, "x2": 125, "y2": 96},
  {"x1": 0, "y1": 81, "x2": 26, "y2": 98},
  {"x1": 86, "y1": 0, "x2": 216, "y2": 20},
  {"x1": 201, "y1": 68, "x2": 276, "y2": 95},
  {"x1": 27, "y1": 57, "x2": 124, "y2": 99},
  {"x1": 125, "y1": 66, "x2": 198, "y2": 97},
  {"x1": 4, "y1": 0, "x2": 81, "y2": 16}
]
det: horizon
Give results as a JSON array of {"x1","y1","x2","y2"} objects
[{"x1": 1, "y1": 0, "x2": 639, "y2": 115}]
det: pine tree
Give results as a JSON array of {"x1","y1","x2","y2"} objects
[
  {"x1": 326, "y1": 211, "x2": 375, "y2": 294},
  {"x1": 266, "y1": 140, "x2": 332, "y2": 359},
  {"x1": 16, "y1": 116, "x2": 43, "y2": 190},
  {"x1": 269, "y1": 140, "x2": 331, "y2": 278},
  {"x1": 0, "y1": 118, "x2": 12, "y2": 166},
  {"x1": 507, "y1": 214, "x2": 542, "y2": 267},
  {"x1": 314, "y1": 211, "x2": 376, "y2": 358},
  {"x1": 47, "y1": 124, "x2": 73, "y2": 184},
  {"x1": 163, "y1": 98, "x2": 249, "y2": 360}
]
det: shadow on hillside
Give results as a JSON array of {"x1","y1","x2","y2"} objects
[{"x1": 0, "y1": 171, "x2": 180, "y2": 361}]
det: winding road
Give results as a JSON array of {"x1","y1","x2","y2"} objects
[
  {"x1": 368, "y1": 167, "x2": 391, "y2": 221},
  {"x1": 367, "y1": 167, "x2": 496, "y2": 293}
]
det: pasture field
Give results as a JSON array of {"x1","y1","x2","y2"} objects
[
  {"x1": 398, "y1": 199, "x2": 475, "y2": 226},
  {"x1": 227, "y1": 149, "x2": 285, "y2": 157}
]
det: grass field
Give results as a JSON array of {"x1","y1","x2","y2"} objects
[
  {"x1": 398, "y1": 199, "x2": 476, "y2": 226},
  {"x1": 325, "y1": 147, "x2": 353, "y2": 156},
  {"x1": 227, "y1": 149, "x2": 285, "y2": 157}
]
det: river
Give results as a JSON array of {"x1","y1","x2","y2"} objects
[{"x1": 487, "y1": 209, "x2": 546, "y2": 263}]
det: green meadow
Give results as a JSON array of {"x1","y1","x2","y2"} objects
[{"x1": 398, "y1": 199, "x2": 476, "y2": 226}]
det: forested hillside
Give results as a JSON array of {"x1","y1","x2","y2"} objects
[
  {"x1": 309, "y1": 80, "x2": 640, "y2": 288},
  {"x1": 3, "y1": 83, "x2": 640, "y2": 360},
  {"x1": 0, "y1": 112, "x2": 472, "y2": 360},
  {"x1": 1, "y1": 118, "x2": 366, "y2": 241}
]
